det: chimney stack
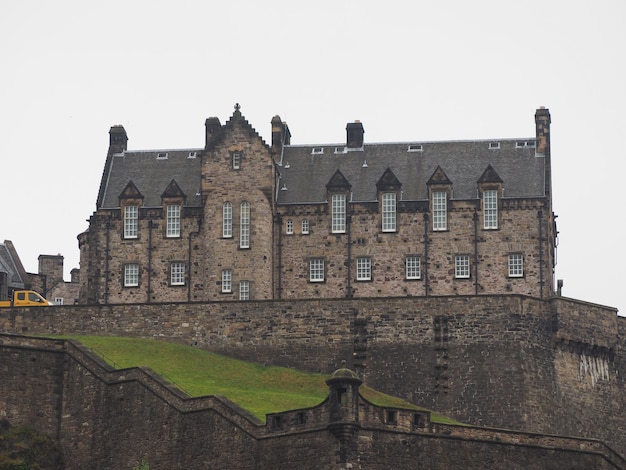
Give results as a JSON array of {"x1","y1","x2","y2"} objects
[
  {"x1": 535, "y1": 107, "x2": 551, "y2": 156},
  {"x1": 271, "y1": 115, "x2": 291, "y2": 154},
  {"x1": 346, "y1": 121, "x2": 364, "y2": 149},
  {"x1": 205, "y1": 117, "x2": 222, "y2": 148},
  {"x1": 108, "y1": 125, "x2": 128, "y2": 154}
]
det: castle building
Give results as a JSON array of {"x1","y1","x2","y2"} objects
[{"x1": 79, "y1": 105, "x2": 556, "y2": 304}]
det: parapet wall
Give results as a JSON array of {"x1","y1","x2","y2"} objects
[{"x1": 0, "y1": 294, "x2": 624, "y2": 459}]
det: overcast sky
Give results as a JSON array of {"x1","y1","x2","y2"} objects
[{"x1": 1, "y1": 0, "x2": 624, "y2": 313}]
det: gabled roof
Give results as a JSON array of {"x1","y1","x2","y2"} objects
[
  {"x1": 0, "y1": 240, "x2": 29, "y2": 289},
  {"x1": 98, "y1": 150, "x2": 202, "y2": 209},
  {"x1": 276, "y1": 139, "x2": 544, "y2": 204}
]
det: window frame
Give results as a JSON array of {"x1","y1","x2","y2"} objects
[
  {"x1": 124, "y1": 263, "x2": 140, "y2": 287},
  {"x1": 301, "y1": 219, "x2": 310, "y2": 235},
  {"x1": 222, "y1": 269, "x2": 232, "y2": 293},
  {"x1": 223, "y1": 202, "x2": 233, "y2": 238},
  {"x1": 232, "y1": 151, "x2": 241, "y2": 170},
  {"x1": 381, "y1": 192, "x2": 397, "y2": 232},
  {"x1": 239, "y1": 280, "x2": 249, "y2": 300},
  {"x1": 455, "y1": 255, "x2": 470, "y2": 279},
  {"x1": 240, "y1": 201, "x2": 250, "y2": 248},
  {"x1": 356, "y1": 257, "x2": 372, "y2": 281},
  {"x1": 170, "y1": 262, "x2": 186, "y2": 286},
  {"x1": 124, "y1": 205, "x2": 139, "y2": 239},
  {"x1": 406, "y1": 256, "x2": 421, "y2": 280},
  {"x1": 331, "y1": 194, "x2": 346, "y2": 234},
  {"x1": 483, "y1": 189, "x2": 498, "y2": 230},
  {"x1": 286, "y1": 219, "x2": 293, "y2": 235},
  {"x1": 432, "y1": 191, "x2": 447, "y2": 231},
  {"x1": 508, "y1": 253, "x2": 524, "y2": 278},
  {"x1": 166, "y1": 204, "x2": 181, "y2": 238},
  {"x1": 309, "y1": 258, "x2": 325, "y2": 282}
]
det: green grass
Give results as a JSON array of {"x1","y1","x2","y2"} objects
[{"x1": 55, "y1": 335, "x2": 460, "y2": 424}]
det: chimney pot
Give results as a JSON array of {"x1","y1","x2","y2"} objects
[{"x1": 346, "y1": 121, "x2": 364, "y2": 149}]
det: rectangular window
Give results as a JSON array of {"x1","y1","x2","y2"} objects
[
  {"x1": 232, "y1": 152, "x2": 241, "y2": 169},
  {"x1": 124, "y1": 264, "x2": 139, "y2": 287},
  {"x1": 356, "y1": 257, "x2": 371, "y2": 281},
  {"x1": 223, "y1": 202, "x2": 232, "y2": 238},
  {"x1": 240, "y1": 202, "x2": 250, "y2": 248},
  {"x1": 309, "y1": 258, "x2": 325, "y2": 282},
  {"x1": 239, "y1": 280, "x2": 249, "y2": 300},
  {"x1": 331, "y1": 194, "x2": 346, "y2": 233},
  {"x1": 166, "y1": 204, "x2": 181, "y2": 237},
  {"x1": 432, "y1": 191, "x2": 447, "y2": 231},
  {"x1": 406, "y1": 256, "x2": 421, "y2": 279},
  {"x1": 455, "y1": 255, "x2": 470, "y2": 279},
  {"x1": 286, "y1": 219, "x2": 293, "y2": 234},
  {"x1": 508, "y1": 254, "x2": 524, "y2": 277},
  {"x1": 170, "y1": 262, "x2": 185, "y2": 286},
  {"x1": 483, "y1": 190, "x2": 498, "y2": 229},
  {"x1": 124, "y1": 205, "x2": 138, "y2": 239},
  {"x1": 54, "y1": 297, "x2": 64, "y2": 305},
  {"x1": 222, "y1": 270, "x2": 232, "y2": 293},
  {"x1": 382, "y1": 192, "x2": 396, "y2": 232},
  {"x1": 302, "y1": 219, "x2": 310, "y2": 234}
]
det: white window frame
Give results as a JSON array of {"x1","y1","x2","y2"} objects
[
  {"x1": 54, "y1": 297, "x2": 64, "y2": 305},
  {"x1": 356, "y1": 257, "x2": 371, "y2": 281},
  {"x1": 508, "y1": 253, "x2": 524, "y2": 278},
  {"x1": 223, "y1": 202, "x2": 232, "y2": 238},
  {"x1": 124, "y1": 205, "x2": 138, "y2": 239},
  {"x1": 432, "y1": 191, "x2": 447, "y2": 231},
  {"x1": 239, "y1": 280, "x2": 249, "y2": 300},
  {"x1": 483, "y1": 190, "x2": 498, "y2": 229},
  {"x1": 455, "y1": 255, "x2": 470, "y2": 279},
  {"x1": 240, "y1": 201, "x2": 250, "y2": 248},
  {"x1": 382, "y1": 192, "x2": 396, "y2": 232},
  {"x1": 124, "y1": 263, "x2": 139, "y2": 287},
  {"x1": 286, "y1": 219, "x2": 293, "y2": 234},
  {"x1": 222, "y1": 270, "x2": 232, "y2": 293},
  {"x1": 309, "y1": 258, "x2": 325, "y2": 282},
  {"x1": 170, "y1": 262, "x2": 185, "y2": 286},
  {"x1": 406, "y1": 256, "x2": 421, "y2": 280},
  {"x1": 232, "y1": 151, "x2": 241, "y2": 170},
  {"x1": 166, "y1": 204, "x2": 181, "y2": 238},
  {"x1": 331, "y1": 194, "x2": 346, "y2": 233},
  {"x1": 302, "y1": 219, "x2": 310, "y2": 235}
]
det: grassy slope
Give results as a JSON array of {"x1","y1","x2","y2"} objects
[{"x1": 59, "y1": 335, "x2": 459, "y2": 424}]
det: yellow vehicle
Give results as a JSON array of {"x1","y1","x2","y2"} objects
[{"x1": 0, "y1": 290, "x2": 53, "y2": 307}]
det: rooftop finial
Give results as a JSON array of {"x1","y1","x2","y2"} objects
[{"x1": 234, "y1": 103, "x2": 241, "y2": 112}]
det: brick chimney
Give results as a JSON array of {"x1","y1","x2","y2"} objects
[
  {"x1": 205, "y1": 117, "x2": 222, "y2": 148},
  {"x1": 108, "y1": 125, "x2": 127, "y2": 154},
  {"x1": 271, "y1": 115, "x2": 291, "y2": 153},
  {"x1": 346, "y1": 121, "x2": 364, "y2": 149},
  {"x1": 535, "y1": 107, "x2": 551, "y2": 156}
]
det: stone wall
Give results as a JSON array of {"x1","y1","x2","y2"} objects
[{"x1": 0, "y1": 294, "x2": 624, "y2": 460}]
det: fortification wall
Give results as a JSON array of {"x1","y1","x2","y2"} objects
[{"x1": 0, "y1": 295, "x2": 624, "y2": 458}]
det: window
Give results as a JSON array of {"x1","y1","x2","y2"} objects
[
  {"x1": 166, "y1": 204, "x2": 181, "y2": 237},
  {"x1": 407, "y1": 144, "x2": 423, "y2": 152},
  {"x1": 489, "y1": 142, "x2": 500, "y2": 149},
  {"x1": 310, "y1": 258, "x2": 325, "y2": 282},
  {"x1": 124, "y1": 264, "x2": 139, "y2": 287},
  {"x1": 54, "y1": 297, "x2": 64, "y2": 305},
  {"x1": 124, "y1": 205, "x2": 138, "y2": 239},
  {"x1": 406, "y1": 256, "x2": 421, "y2": 279},
  {"x1": 312, "y1": 147, "x2": 324, "y2": 155},
  {"x1": 240, "y1": 202, "x2": 250, "y2": 248},
  {"x1": 232, "y1": 151, "x2": 241, "y2": 169},
  {"x1": 382, "y1": 192, "x2": 396, "y2": 232},
  {"x1": 170, "y1": 262, "x2": 185, "y2": 286},
  {"x1": 157, "y1": 152, "x2": 168, "y2": 160},
  {"x1": 223, "y1": 202, "x2": 232, "y2": 238},
  {"x1": 357, "y1": 257, "x2": 371, "y2": 281},
  {"x1": 239, "y1": 280, "x2": 249, "y2": 300},
  {"x1": 508, "y1": 254, "x2": 524, "y2": 277},
  {"x1": 302, "y1": 219, "x2": 310, "y2": 234},
  {"x1": 286, "y1": 219, "x2": 293, "y2": 234},
  {"x1": 222, "y1": 270, "x2": 232, "y2": 293},
  {"x1": 331, "y1": 194, "x2": 346, "y2": 233},
  {"x1": 455, "y1": 255, "x2": 470, "y2": 279},
  {"x1": 432, "y1": 191, "x2": 447, "y2": 231},
  {"x1": 483, "y1": 190, "x2": 498, "y2": 229}
]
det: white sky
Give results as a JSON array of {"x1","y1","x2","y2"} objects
[{"x1": 1, "y1": 0, "x2": 624, "y2": 314}]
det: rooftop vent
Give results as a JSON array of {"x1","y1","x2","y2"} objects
[{"x1": 188, "y1": 151, "x2": 197, "y2": 159}]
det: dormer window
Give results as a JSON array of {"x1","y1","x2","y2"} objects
[
  {"x1": 232, "y1": 151, "x2": 241, "y2": 170},
  {"x1": 382, "y1": 192, "x2": 396, "y2": 232},
  {"x1": 483, "y1": 190, "x2": 498, "y2": 229}
]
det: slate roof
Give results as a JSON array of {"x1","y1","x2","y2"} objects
[
  {"x1": 276, "y1": 139, "x2": 545, "y2": 204},
  {"x1": 0, "y1": 242, "x2": 26, "y2": 288},
  {"x1": 99, "y1": 149, "x2": 203, "y2": 209}
]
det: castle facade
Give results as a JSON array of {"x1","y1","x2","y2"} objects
[{"x1": 78, "y1": 105, "x2": 557, "y2": 304}]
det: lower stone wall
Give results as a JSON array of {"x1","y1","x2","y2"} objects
[{"x1": 0, "y1": 294, "x2": 624, "y2": 460}]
